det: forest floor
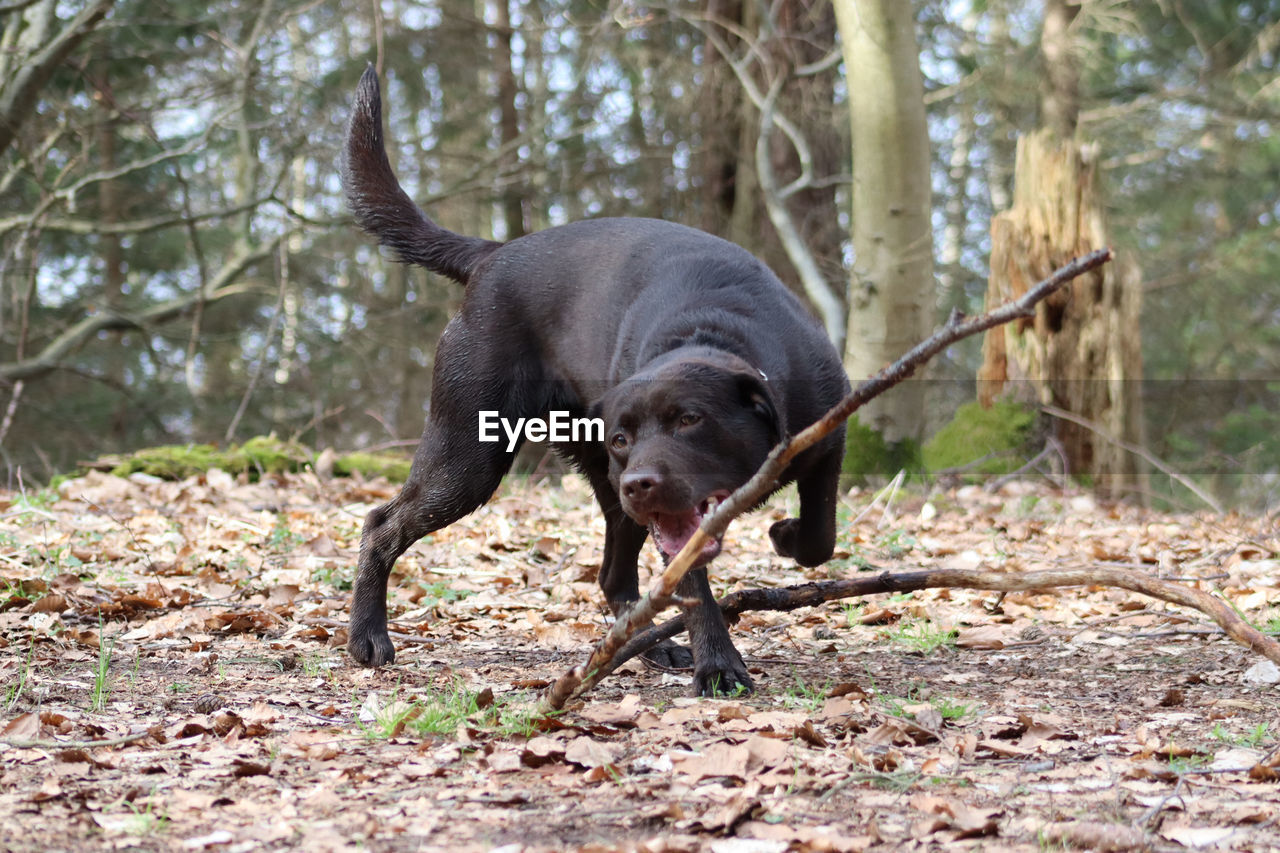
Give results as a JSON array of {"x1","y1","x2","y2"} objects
[{"x1": 1, "y1": 468, "x2": 1278, "y2": 852}]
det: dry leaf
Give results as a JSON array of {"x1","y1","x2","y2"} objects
[
  {"x1": 563, "y1": 736, "x2": 621, "y2": 769},
  {"x1": 955, "y1": 624, "x2": 1009, "y2": 649},
  {"x1": 2, "y1": 712, "x2": 40, "y2": 741}
]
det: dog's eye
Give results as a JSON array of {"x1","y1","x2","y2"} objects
[
  {"x1": 678, "y1": 413, "x2": 701, "y2": 427},
  {"x1": 609, "y1": 433, "x2": 628, "y2": 452}
]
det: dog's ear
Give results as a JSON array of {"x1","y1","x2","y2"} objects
[
  {"x1": 586, "y1": 388, "x2": 617, "y2": 433},
  {"x1": 586, "y1": 397, "x2": 606, "y2": 430},
  {"x1": 736, "y1": 371, "x2": 783, "y2": 444}
]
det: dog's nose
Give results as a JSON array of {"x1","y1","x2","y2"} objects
[{"x1": 621, "y1": 468, "x2": 662, "y2": 503}]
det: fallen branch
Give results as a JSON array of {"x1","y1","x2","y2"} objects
[
  {"x1": 603, "y1": 566, "x2": 1280, "y2": 679},
  {"x1": 1, "y1": 730, "x2": 152, "y2": 750},
  {"x1": 541, "y1": 248, "x2": 1115, "y2": 710}
]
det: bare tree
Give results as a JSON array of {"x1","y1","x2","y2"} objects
[
  {"x1": 683, "y1": 4, "x2": 846, "y2": 348},
  {"x1": 834, "y1": 0, "x2": 935, "y2": 447}
]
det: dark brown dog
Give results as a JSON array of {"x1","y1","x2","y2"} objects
[{"x1": 342, "y1": 66, "x2": 848, "y2": 695}]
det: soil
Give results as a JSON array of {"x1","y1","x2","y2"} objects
[{"x1": 1, "y1": 469, "x2": 1277, "y2": 852}]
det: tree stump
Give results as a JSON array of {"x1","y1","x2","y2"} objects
[{"x1": 978, "y1": 130, "x2": 1145, "y2": 498}]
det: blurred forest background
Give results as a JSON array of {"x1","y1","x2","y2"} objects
[{"x1": 1, "y1": 0, "x2": 1276, "y2": 509}]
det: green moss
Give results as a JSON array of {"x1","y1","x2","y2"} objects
[
  {"x1": 227, "y1": 435, "x2": 314, "y2": 476},
  {"x1": 922, "y1": 400, "x2": 1036, "y2": 477},
  {"x1": 841, "y1": 417, "x2": 923, "y2": 486},
  {"x1": 83, "y1": 437, "x2": 413, "y2": 483},
  {"x1": 332, "y1": 451, "x2": 412, "y2": 482},
  {"x1": 106, "y1": 443, "x2": 227, "y2": 479},
  {"x1": 97, "y1": 435, "x2": 311, "y2": 481}
]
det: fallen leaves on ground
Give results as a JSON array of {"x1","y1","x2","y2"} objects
[{"x1": 0, "y1": 469, "x2": 1277, "y2": 851}]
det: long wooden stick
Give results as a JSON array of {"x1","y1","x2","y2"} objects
[
  {"x1": 541, "y1": 248, "x2": 1115, "y2": 710},
  {"x1": 602, "y1": 566, "x2": 1280, "y2": 678}
]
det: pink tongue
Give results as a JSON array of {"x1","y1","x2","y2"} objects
[
  {"x1": 652, "y1": 510, "x2": 717, "y2": 560},
  {"x1": 652, "y1": 511, "x2": 698, "y2": 557}
]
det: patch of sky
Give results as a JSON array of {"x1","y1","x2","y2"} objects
[
  {"x1": 347, "y1": 303, "x2": 368, "y2": 331},
  {"x1": 596, "y1": 89, "x2": 633, "y2": 133},
  {"x1": 310, "y1": 293, "x2": 355, "y2": 338},
  {"x1": 152, "y1": 100, "x2": 216, "y2": 141},
  {"x1": 400, "y1": 2, "x2": 442, "y2": 30},
  {"x1": 672, "y1": 141, "x2": 692, "y2": 173},
  {"x1": 36, "y1": 257, "x2": 91, "y2": 309}
]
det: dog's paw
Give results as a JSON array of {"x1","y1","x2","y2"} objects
[
  {"x1": 768, "y1": 517, "x2": 801, "y2": 559},
  {"x1": 769, "y1": 518, "x2": 832, "y2": 567},
  {"x1": 641, "y1": 639, "x2": 694, "y2": 670},
  {"x1": 691, "y1": 656, "x2": 754, "y2": 698},
  {"x1": 348, "y1": 628, "x2": 396, "y2": 667}
]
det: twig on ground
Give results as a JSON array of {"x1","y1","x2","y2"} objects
[
  {"x1": 602, "y1": 565, "x2": 1280, "y2": 678},
  {"x1": 984, "y1": 441, "x2": 1056, "y2": 492},
  {"x1": 541, "y1": 248, "x2": 1116, "y2": 710},
  {"x1": 2, "y1": 730, "x2": 152, "y2": 750},
  {"x1": 853, "y1": 469, "x2": 906, "y2": 528},
  {"x1": 304, "y1": 617, "x2": 436, "y2": 646}
]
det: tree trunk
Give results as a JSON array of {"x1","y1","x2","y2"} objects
[
  {"x1": 773, "y1": 0, "x2": 845, "y2": 322},
  {"x1": 696, "y1": 0, "x2": 744, "y2": 237},
  {"x1": 493, "y1": 0, "x2": 526, "y2": 239},
  {"x1": 1039, "y1": 0, "x2": 1081, "y2": 138},
  {"x1": 834, "y1": 0, "x2": 935, "y2": 446},
  {"x1": 977, "y1": 131, "x2": 1145, "y2": 498},
  {"x1": 938, "y1": 100, "x2": 974, "y2": 313},
  {"x1": 978, "y1": 0, "x2": 1145, "y2": 500}
]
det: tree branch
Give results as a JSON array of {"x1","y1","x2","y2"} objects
[
  {"x1": 0, "y1": 0, "x2": 45, "y2": 14},
  {"x1": 603, "y1": 565, "x2": 1280, "y2": 678},
  {"x1": 2, "y1": 730, "x2": 150, "y2": 750},
  {"x1": 683, "y1": 11, "x2": 846, "y2": 349},
  {"x1": 0, "y1": 196, "x2": 275, "y2": 238},
  {"x1": 0, "y1": 0, "x2": 115, "y2": 156},
  {"x1": 540, "y1": 248, "x2": 1115, "y2": 710},
  {"x1": 1042, "y1": 404, "x2": 1224, "y2": 514},
  {"x1": 0, "y1": 239, "x2": 278, "y2": 384}
]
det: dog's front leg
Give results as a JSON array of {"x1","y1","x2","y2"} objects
[
  {"x1": 595, "y1": 500, "x2": 695, "y2": 671},
  {"x1": 679, "y1": 567, "x2": 753, "y2": 696},
  {"x1": 769, "y1": 445, "x2": 842, "y2": 568}
]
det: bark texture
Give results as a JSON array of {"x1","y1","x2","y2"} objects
[{"x1": 977, "y1": 130, "x2": 1145, "y2": 498}]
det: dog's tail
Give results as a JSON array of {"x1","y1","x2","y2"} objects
[{"x1": 342, "y1": 65, "x2": 501, "y2": 284}]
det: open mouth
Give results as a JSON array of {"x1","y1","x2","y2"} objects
[{"x1": 648, "y1": 491, "x2": 731, "y2": 563}]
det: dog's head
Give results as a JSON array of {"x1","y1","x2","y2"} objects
[{"x1": 590, "y1": 353, "x2": 783, "y2": 565}]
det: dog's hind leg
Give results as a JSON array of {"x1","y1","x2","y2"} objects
[
  {"x1": 348, "y1": 423, "x2": 511, "y2": 666},
  {"x1": 348, "y1": 353, "x2": 534, "y2": 666}
]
